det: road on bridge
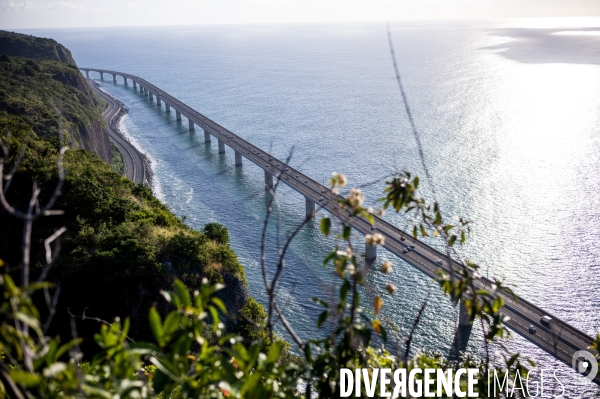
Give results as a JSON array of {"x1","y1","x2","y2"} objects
[
  {"x1": 87, "y1": 78, "x2": 146, "y2": 185},
  {"x1": 82, "y1": 68, "x2": 599, "y2": 384}
]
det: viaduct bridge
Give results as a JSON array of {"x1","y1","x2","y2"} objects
[{"x1": 82, "y1": 68, "x2": 598, "y2": 384}]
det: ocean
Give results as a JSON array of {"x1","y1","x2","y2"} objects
[{"x1": 22, "y1": 18, "x2": 600, "y2": 395}]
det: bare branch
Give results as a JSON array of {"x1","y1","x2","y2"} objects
[
  {"x1": 404, "y1": 292, "x2": 430, "y2": 363},
  {"x1": 37, "y1": 227, "x2": 67, "y2": 282},
  {"x1": 0, "y1": 366, "x2": 25, "y2": 399},
  {"x1": 386, "y1": 22, "x2": 437, "y2": 203},
  {"x1": 42, "y1": 285, "x2": 61, "y2": 334},
  {"x1": 274, "y1": 301, "x2": 304, "y2": 349}
]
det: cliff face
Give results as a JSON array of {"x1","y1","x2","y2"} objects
[
  {"x1": 0, "y1": 30, "x2": 76, "y2": 64},
  {"x1": 0, "y1": 30, "x2": 112, "y2": 163}
]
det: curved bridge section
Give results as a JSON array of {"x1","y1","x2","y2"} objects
[{"x1": 81, "y1": 68, "x2": 598, "y2": 382}]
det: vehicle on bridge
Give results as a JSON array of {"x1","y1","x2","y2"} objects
[{"x1": 541, "y1": 316, "x2": 553, "y2": 327}]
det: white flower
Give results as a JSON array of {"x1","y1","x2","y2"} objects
[
  {"x1": 365, "y1": 233, "x2": 385, "y2": 246},
  {"x1": 346, "y1": 263, "x2": 356, "y2": 275},
  {"x1": 328, "y1": 172, "x2": 347, "y2": 188},
  {"x1": 380, "y1": 260, "x2": 392, "y2": 274},
  {"x1": 347, "y1": 188, "x2": 365, "y2": 208}
]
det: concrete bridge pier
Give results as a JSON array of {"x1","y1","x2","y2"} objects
[
  {"x1": 100, "y1": 72, "x2": 104, "y2": 80},
  {"x1": 165, "y1": 103, "x2": 170, "y2": 112},
  {"x1": 157, "y1": 97, "x2": 162, "y2": 106},
  {"x1": 188, "y1": 120, "x2": 194, "y2": 131},
  {"x1": 448, "y1": 324, "x2": 473, "y2": 362},
  {"x1": 176, "y1": 110, "x2": 181, "y2": 121},
  {"x1": 123, "y1": 77, "x2": 127, "y2": 85},
  {"x1": 133, "y1": 81, "x2": 137, "y2": 89},
  {"x1": 235, "y1": 151, "x2": 243, "y2": 167},
  {"x1": 112, "y1": 73, "x2": 116, "y2": 83},
  {"x1": 204, "y1": 129, "x2": 211, "y2": 143},
  {"x1": 459, "y1": 299, "x2": 471, "y2": 327},
  {"x1": 149, "y1": 92, "x2": 154, "y2": 101},
  {"x1": 264, "y1": 171, "x2": 274, "y2": 189},
  {"x1": 365, "y1": 242, "x2": 377, "y2": 260},
  {"x1": 305, "y1": 197, "x2": 316, "y2": 219},
  {"x1": 218, "y1": 139, "x2": 225, "y2": 153},
  {"x1": 85, "y1": 70, "x2": 89, "y2": 78}
]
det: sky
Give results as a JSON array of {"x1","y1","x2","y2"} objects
[{"x1": 1, "y1": 0, "x2": 599, "y2": 29}]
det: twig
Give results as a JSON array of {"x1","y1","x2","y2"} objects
[
  {"x1": 404, "y1": 292, "x2": 430, "y2": 362},
  {"x1": 274, "y1": 301, "x2": 304, "y2": 349},
  {"x1": 37, "y1": 227, "x2": 67, "y2": 282},
  {"x1": 386, "y1": 22, "x2": 437, "y2": 203},
  {"x1": 42, "y1": 285, "x2": 61, "y2": 334}
]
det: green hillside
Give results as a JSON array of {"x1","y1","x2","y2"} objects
[
  {"x1": 0, "y1": 30, "x2": 76, "y2": 63},
  {"x1": 0, "y1": 30, "x2": 112, "y2": 162}
]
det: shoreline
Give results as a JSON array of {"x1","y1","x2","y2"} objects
[
  {"x1": 89, "y1": 79, "x2": 153, "y2": 188},
  {"x1": 110, "y1": 100, "x2": 155, "y2": 190}
]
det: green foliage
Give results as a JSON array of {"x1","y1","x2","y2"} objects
[
  {"x1": 203, "y1": 222, "x2": 230, "y2": 245},
  {"x1": 0, "y1": 274, "x2": 301, "y2": 398},
  {"x1": 110, "y1": 142, "x2": 124, "y2": 174},
  {"x1": 0, "y1": 56, "x2": 101, "y2": 147},
  {"x1": 0, "y1": 30, "x2": 76, "y2": 63},
  {"x1": 0, "y1": 121, "x2": 247, "y2": 344}
]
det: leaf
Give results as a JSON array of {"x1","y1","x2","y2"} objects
[
  {"x1": 149, "y1": 307, "x2": 164, "y2": 344},
  {"x1": 340, "y1": 280, "x2": 350, "y2": 304},
  {"x1": 209, "y1": 307, "x2": 221, "y2": 332},
  {"x1": 163, "y1": 312, "x2": 180, "y2": 337},
  {"x1": 342, "y1": 226, "x2": 352, "y2": 241},
  {"x1": 317, "y1": 311, "x2": 329, "y2": 328},
  {"x1": 448, "y1": 235, "x2": 457, "y2": 247},
  {"x1": 266, "y1": 341, "x2": 282, "y2": 363},
  {"x1": 419, "y1": 224, "x2": 428, "y2": 237},
  {"x1": 374, "y1": 295, "x2": 383, "y2": 315},
  {"x1": 10, "y1": 371, "x2": 41, "y2": 387},
  {"x1": 55, "y1": 338, "x2": 82, "y2": 361},
  {"x1": 372, "y1": 319, "x2": 382, "y2": 334},
  {"x1": 320, "y1": 217, "x2": 331, "y2": 236},
  {"x1": 149, "y1": 357, "x2": 178, "y2": 381},
  {"x1": 434, "y1": 211, "x2": 442, "y2": 225},
  {"x1": 174, "y1": 280, "x2": 191, "y2": 307}
]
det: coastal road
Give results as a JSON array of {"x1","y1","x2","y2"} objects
[
  {"x1": 81, "y1": 68, "x2": 599, "y2": 384},
  {"x1": 87, "y1": 79, "x2": 146, "y2": 185}
]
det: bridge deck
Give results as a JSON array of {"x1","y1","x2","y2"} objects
[{"x1": 82, "y1": 68, "x2": 598, "y2": 383}]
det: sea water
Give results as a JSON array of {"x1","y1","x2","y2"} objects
[{"x1": 22, "y1": 19, "x2": 600, "y2": 395}]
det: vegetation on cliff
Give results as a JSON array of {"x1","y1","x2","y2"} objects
[
  {"x1": 0, "y1": 113, "x2": 255, "y2": 344},
  {"x1": 0, "y1": 30, "x2": 76, "y2": 64},
  {"x1": 0, "y1": 30, "x2": 112, "y2": 162}
]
